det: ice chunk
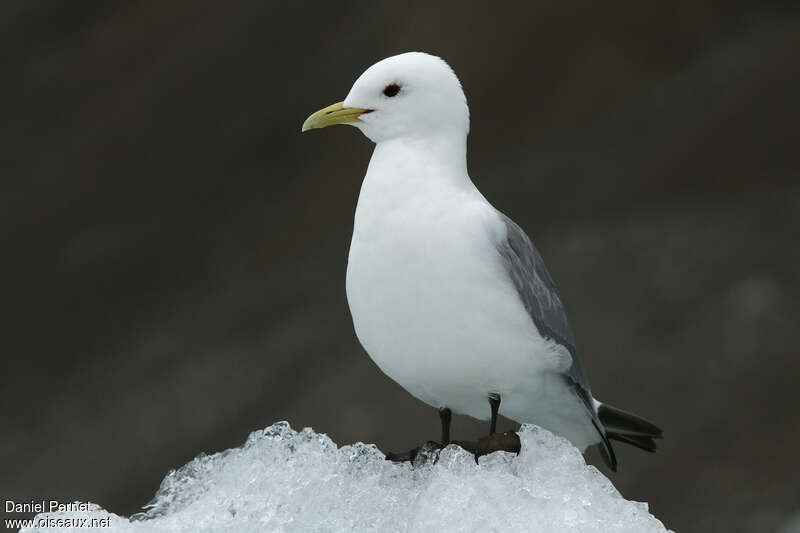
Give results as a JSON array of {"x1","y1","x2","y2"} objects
[{"x1": 23, "y1": 422, "x2": 671, "y2": 532}]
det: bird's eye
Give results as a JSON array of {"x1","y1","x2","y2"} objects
[{"x1": 383, "y1": 84, "x2": 401, "y2": 97}]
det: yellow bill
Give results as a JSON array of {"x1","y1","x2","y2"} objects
[{"x1": 301, "y1": 101, "x2": 371, "y2": 132}]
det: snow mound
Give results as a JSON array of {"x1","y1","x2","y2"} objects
[{"x1": 24, "y1": 422, "x2": 670, "y2": 532}]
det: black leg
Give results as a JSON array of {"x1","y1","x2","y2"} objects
[
  {"x1": 488, "y1": 393, "x2": 501, "y2": 435},
  {"x1": 386, "y1": 396, "x2": 519, "y2": 463},
  {"x1": 474, "y1": 392, "x2": 520, "y2": 460},
  {"x1": 439, "y1": 407, "x2": 452, "y2": 445}
]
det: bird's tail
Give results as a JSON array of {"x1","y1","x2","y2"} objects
[{"x1": 597, "y1": 403, "x2": 663, "y2": 453}]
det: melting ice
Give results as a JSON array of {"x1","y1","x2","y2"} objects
[{"x1": 23, "y1": 422, "x2": 671, "y2": 532}]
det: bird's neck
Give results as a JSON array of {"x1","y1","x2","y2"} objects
[
  {"x1": 353, "y1": 132, "x2": 480, "y2": 235},
  {"x1": 366, "y1": 132, "x2": 471, "y2": 191}
]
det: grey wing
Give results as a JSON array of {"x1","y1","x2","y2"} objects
[
  {"x1": 495, "y1": 212, "x2": 588, "y2": 391},
  {"x1": 496, "y1": 212, "x2": 617, "y2": 470}
]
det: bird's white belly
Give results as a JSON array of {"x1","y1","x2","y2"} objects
[{"x1": 346, "y1": 198, "x2": 571, "y2": 425}]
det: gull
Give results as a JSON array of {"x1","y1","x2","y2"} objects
[{"x1": 302, "y1": 52, "x2": 662, "y2": 469}]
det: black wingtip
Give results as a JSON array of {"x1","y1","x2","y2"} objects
[
  {"x1": 591, "y1": 418, "x2": 617, "y2": 472},
  {"x1": 598, "y1": 403, "x2": 663, "y2": 438},
  {"x1": 608, "y1": 432, "x2": 658, "y2": 453}
]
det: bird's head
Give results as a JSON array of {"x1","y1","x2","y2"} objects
[{"x1": 302, "y1": 52, "x2": 469, "y2": 143}]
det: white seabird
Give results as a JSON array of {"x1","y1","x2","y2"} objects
[{"x1": 302, "y1": 52, "x2": 662, "y2": 469}]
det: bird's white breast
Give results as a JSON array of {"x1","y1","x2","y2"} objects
[{"x1": 345, "y1": 145, "x2": 568, "y2": 421}]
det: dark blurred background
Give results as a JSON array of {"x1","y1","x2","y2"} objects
[{"x1": 2, "y1": 1, "x2": 799, "y2": 532}]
